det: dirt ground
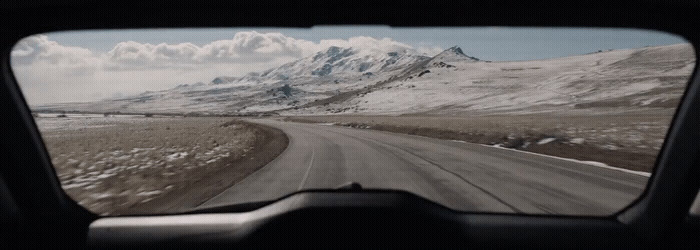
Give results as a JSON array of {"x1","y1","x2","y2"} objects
[
  {"x1": 285, "y1": 112, "x2": 674, "y2": 172},
  {"x1": 36, "y1": 116, "x2": 288, "y2": 215}
]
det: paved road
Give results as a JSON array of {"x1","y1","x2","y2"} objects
[{"x1": 200, "y1": 119, "x2": 649, "y2": 215}]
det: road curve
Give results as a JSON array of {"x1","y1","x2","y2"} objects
[{"x1": 199, "y1": 119, "x2": 649, "y2": 215}]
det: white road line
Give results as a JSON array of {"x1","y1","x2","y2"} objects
[
  {"x1": 321, "y1": 123, "x2": 652, "y2": 178},
  {"x1": 482, "y1": 144, "x2": 652, "y2": 177},
  {"x1": 298, "y1": 148, "x2": 316, "y2": 190}
]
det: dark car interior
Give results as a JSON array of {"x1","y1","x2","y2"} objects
[{"x1": 1, "y1": 0, "x2": 700, "y2": 248}]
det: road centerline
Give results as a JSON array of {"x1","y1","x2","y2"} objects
[{"x1": 298, "y1": 148, "x2": 316, "y2": 190}]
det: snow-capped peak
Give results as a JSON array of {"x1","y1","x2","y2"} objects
[
  {"x1": 432, "y1": 46, "x2": 480, "y2": 63},
  {"x1": 446, "y1": 46, "x2": 466, "y2": 55},
  {"x1": 211, "y1": 46, "x2": 429, "y2": 84}
]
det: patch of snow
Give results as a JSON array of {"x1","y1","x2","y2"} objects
[
  {"x1": 62, "y1": 182, "x2": 90, "y2": 189},
  {"x1": 91, "y1": 193, "x2": 113, "y2": 199},
  {"x1": 136, "y1": 190, "x2": 163, "y2": 196},
  {"x1": 95, "y1": 172, "x2": 117, "y2": 179},
  {"x1": 570, "y1": 138, "x2": 585, "y2": 144},
  {"x1": 139, "y1": 197, "x2": 156, "y2": 203},
  {"x1": 537, "y1": 138, "x2": 557, "y2": 145},
  {"x1": 165, "y1": 152, "x2": 188, "y2": 161},
  {"x1": 205, "y1": 146, "x2": 222, "y2": 155},
  {"x1": 129, "y1": 147, "x2": 156, "y2": 153}
]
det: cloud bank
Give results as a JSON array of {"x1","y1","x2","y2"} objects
[
  {"x1": 103, "y1": 31, "x2": 320, "y2": 70},
  {"x1": 10, "y1": 31, "x2": 443, "y2": 104},
  {"x1": 11, "y1": 35, "x2": 101, "y2": 76}
]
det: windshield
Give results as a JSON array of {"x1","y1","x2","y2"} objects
[{"x1": 10, "y1": 27, "x2": 695, "y2": 216}]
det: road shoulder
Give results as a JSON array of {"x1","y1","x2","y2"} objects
[{"x1": 128, "y1": 119, "x2": 289, "y2": 214}]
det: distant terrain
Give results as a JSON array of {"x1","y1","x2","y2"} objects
[
  {"x1": 34, "y1": 44, "x2": 694, "y2": 117},
  {"x1": 35, "y1": 43, "x2": 695, "y2": 171},
  {"x1": 30, "y1": 43, "x2": 696, "y2": 215}
]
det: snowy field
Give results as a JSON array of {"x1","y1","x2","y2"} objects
[
  {"x1": 35, "y1": 116, "x2": 260, "y2": 215},
  {"x1": 293, "y1": 44, "x2": 694, "y2": 116}
]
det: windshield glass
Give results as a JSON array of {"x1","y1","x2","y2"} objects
[{"x1": 10, "y1": 27, "x2": 695, "y2": 216}]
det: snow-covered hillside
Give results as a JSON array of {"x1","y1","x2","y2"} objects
[
  {"x1": 35, "y1": 44, "x2": 695, "y2": 116},
  {"x1": 36, "y1": 45, "x2": 430, "y2": 114},
  {"x1": 293, "y1": 44, "x2": 695, "y2": 115},
  {"x1": 428, "y1": 46, "x2": 480, "y2": 64}
]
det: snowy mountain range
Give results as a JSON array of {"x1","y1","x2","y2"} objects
[
  {"x1": 298, "y1": 43, "x2": 695, "y2": 115},
  {"x1": 212, "y1": 46, "x2": 431, "y2": 84},
  {"x1": 35, "y1": 43, "x2": 695, "y2": 116}
]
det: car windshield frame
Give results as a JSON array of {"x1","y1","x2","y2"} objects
[{"x1": 8, "y1": 26, "x2": 697, "y2": 217}]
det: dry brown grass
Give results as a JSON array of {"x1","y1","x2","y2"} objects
[{"x1": 37, "y1": 117, "x2": 288, "y2": 215}]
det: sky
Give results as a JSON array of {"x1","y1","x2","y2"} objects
[{"x1": 10, "y1": 26, "x2": 688, "y2": 105}]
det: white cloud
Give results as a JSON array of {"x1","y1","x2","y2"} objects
[
  {"x1": 417, "y1": 46, "x2": 445, "y2": 56},
  {"x1": 10, "y1": 32, "x2": 438, "y2": 104},
  {"x1": 11, "y1": 35, "x2": 101, "y2": 76},
  {"x1": 104, "y1": 31, "x2": 318, "y2": 70},
  {"x1": 101, "y1": 33, "x2": 422, "y2": 70},
  {"x1": 318, "y1": 36, "x2": 415, "y2": 55}
]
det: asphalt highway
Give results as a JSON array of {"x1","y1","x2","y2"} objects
[{"x1": 200, "y1": 119, "x2": 648, "y2": 215}]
